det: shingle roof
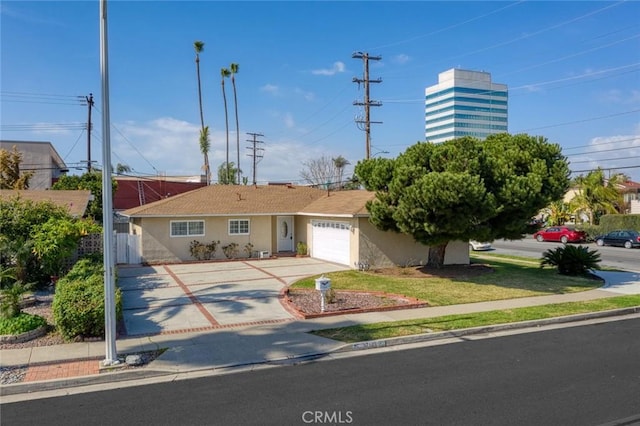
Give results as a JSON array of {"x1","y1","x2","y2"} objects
[
  {"x1": 121, "y1": 185, "x2": 375, "y2": 217},
  {"x1": 299, "y1": 189, "x2": 375, "y2": 216},
  {"x1": 0, "y1": 190, "x2": 91, "y2": 217}
]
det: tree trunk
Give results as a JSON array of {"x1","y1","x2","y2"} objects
[{"x1": 427, "y1": 243, "x2": 447, "y2": 269}]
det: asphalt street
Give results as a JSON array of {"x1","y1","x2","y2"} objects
[
  {"x1": 490, "y1": 237, "x2": 639, "y2": 271},
  {"x1": 3, "y1": 317, "x2": 640, "y2": 426}
]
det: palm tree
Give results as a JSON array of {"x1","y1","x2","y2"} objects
[
  {"x1": 230, "y1": 63, "x2": 240, "y2": 184},
  {"x1": 544, "y1": 200, "x2": 571, "y2": 226},
  {"x1": 199, "y1": 126, "x2": 211, "y2": 183},
  {"x1": 193, "y1": 40, "x2": 210, "y2": 184},
  {"x1": 332, "y1": 155, "x2": 350, "y2": 189},
  {"x1": 220, "y1": 67, "x2": 231, "y2": 184},
  {"x1": 570, "y1": 169, "x2": 621, "y2": 224},
  {"x1": 217, "y1": 161, "x2": 241, "y2": 185}
]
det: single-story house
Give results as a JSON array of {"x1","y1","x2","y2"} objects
[
  {"x1": 120, "y1": 185, "x2": 469, "y2": 268},
  {"x1": 0, "y1": 189, "x2": 92, "y2": 218}
]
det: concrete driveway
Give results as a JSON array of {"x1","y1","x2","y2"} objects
[{"x1": 117, "y1": 257, "x2": 349, "y2": 337}]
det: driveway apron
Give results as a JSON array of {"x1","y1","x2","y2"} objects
[{"x1": 117, "y1": 258, "x2": 348, "y2": 336}]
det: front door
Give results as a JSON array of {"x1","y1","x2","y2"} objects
[{"x1": 277, "y1": 216, "x2": 294, "y2": 252}]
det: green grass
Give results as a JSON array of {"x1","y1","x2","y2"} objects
[
  {"x1": 292, "y1": 253, "x2": 638, "y2": 343},
  {"x1": 292, "y1": 254, "x2": 601, "y2": 306},
  {"x1": 311, "y1": 295, "x2": 640, "y2": 343}
]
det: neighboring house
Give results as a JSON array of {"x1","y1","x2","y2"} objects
[
  {"x1": 563, "y1": 179, "x2": 640, "y2": 217},
  {"x1": 113, "y1": 175, "x2": 206, "y2": 233},
  {"x1": 0, "y1": 140, "x2": 68, "y2": 190},
  {"x1": 121, "y1": 185, "x2": 469, "y2": 268},
  {"x1": 618, "y1": 180, "x2": 640, "y2": 214},
  {"x1": 113, "y1": 175, "x2": 207, "y2": 210},
  {"x1": 0, "y1": 189, "x2": 92, "y2": 218}
]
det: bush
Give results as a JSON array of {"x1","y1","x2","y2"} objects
[
  {"x1": 540, "y1": 245, "x2": 601, "y2": 276},
  {"x1": 222, "y1": 243, "x2": 239, "y2": 259},
  {"x1": 599, "y1": 214, "x2": 640, "y2": 232},
  {"x1": 53, "y1": 262, "x2": 122, "y2": 340},
  {"x1": 0, "y1": 280, "x2": 33, "y2": 319},
  {"x1": 296, "y1": 241, "x2": 308, "y2": 256},
  {"x1": 189, "y1": 240, "x2": 220, "y2": 260},
  {"x1": 0, "y1": 312, "x2": 47, "y2": 335},
  {"x1": 63, "y1": 257, "x2": 104, "y2": 281}
]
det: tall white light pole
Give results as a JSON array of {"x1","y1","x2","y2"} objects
[{"x1": 100, "y1": 0, "x2": 118, "y2": 365}]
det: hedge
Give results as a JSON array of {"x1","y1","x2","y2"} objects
[
  {"x1": 53, "y1": 259, "x2": 122, "y2": 340},
  {"x1": 599, "y1": 214, "x2": 640, "y2": 233}
]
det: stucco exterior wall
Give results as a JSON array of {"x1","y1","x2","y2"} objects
[
  {"x1": 356, "y1": 218, "x2": 469, "y2": 267},
  {"x1": 132, "y1": 214, "x2": 470, "y2": 267},
  {"x1": 134, "y1": 215, "x2": 273, "y2": 263}
]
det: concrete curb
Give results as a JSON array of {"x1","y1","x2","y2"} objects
[
  {"x1": 3, "y1": 306, "x2": 639, "y2": 397},
  {"x1": 332, "y1": 306, "x2": 640, "y2": 353}
]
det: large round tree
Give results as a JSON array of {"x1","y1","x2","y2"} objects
[{"x1": 355, "y1": 134, "x2": 570, "y2": 268}]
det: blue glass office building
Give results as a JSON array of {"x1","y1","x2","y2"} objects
[{"x1": 425, "y1": 69, "x2": 508, "y2": 143}]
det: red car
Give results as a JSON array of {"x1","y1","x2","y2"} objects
[{"x1": 533, "y1": 226, "x2": 587, "y2": 244}]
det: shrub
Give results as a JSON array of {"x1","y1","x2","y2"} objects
[
  {"x1": 63, "y1": 257, "x2": 104, "y2": 281},
  {"x1": 53, "y1": 262, "x2": 122, "y2": 340},
  {"x1": 189, "y1": 240, "x2": 220, "y2": 260},
  {"x1": 540, "y1": 245, "x2": 601, "y2": 276},
  {"x1": 244, "y1": 243, "x2": 254, "y2": 258},
  {"x1": 0, "y1": 312, "x2": 47, "y2": 335},
  {"x1": 222, "y1": 243, "x2": 239, "y2": 259},
  {"x1": 296, "y1": 241, "x2": 308, "y2": 256},
  {"x1": 0, "y1": 280, "x2": 33, "y2": 319}
]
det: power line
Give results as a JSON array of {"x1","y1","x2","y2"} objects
[
  {"x1": 562, "y1": 137, "x2": 639, "y2": 151},
  {"x1": 570, "y1": 155, "x2": 640, "y2": 165},
  {"x1": 566, "y1": 145, "x2": 640, "y2": 157},
  {"x1": 516, "y1": 109, "x2": 640, "y2": 133}
]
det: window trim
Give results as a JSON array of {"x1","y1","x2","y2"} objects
[
  {"x1": 228, "y1": 218, "x2": 250, "y2": 235},
  {"x1": 170, "y1": 220, "x2": 205, "y2": 237}
]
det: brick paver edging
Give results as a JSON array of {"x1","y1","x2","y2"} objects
[{"x1": 280, "y1": 288, "x2": 429, "y2": 319}]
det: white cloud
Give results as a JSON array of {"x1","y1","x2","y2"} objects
[
  {"x1": 311, "y1": 61, "x2": 346, "y2": 76},
  {"x1": 283, "y1": 113, "x2": 295, "y2": 129},
  {"x1": 112, "y1": 117, "x2": 230, "y2": 177},
  {"x1": 569, "y1": 132, "x2": 640, "y2": 181},
  {"x1": 260, "y1": 84, "x2": 281, "y2": 96},
  {"x1": 392, "y1": 54, "x2": 410, "y2": 64},
  {"x1": 251, "y1": 139, "x2": 332, "y2": 184},
  {"x1": 294, "y1": 88, "x2": 315, "y2": 101}
]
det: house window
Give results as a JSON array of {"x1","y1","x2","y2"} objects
[
  {"x1": 229, "y1": 219, "x2": 250, "y2": 235},
  {"x1": 170, "y1": 220, "x2": 204, "y2": 237}
]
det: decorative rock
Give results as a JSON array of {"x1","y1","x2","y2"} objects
[{"x1": 125, "y1": 354, "x2": 144, "y2": 366}]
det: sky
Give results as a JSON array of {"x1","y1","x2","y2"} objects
[{"x1": 1, "y1": 0, "x2": 639, "y2": 184}]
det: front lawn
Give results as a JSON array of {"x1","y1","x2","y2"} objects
[
  {"x1": 312, "y1": 295, "x2": 640, "y2": 343},
  {"x1": 295, "y1": 253, "x2": 640, "y2": 343},
  {"x1": 292, "y1": 253, "x2": 602, "y2": 306}
]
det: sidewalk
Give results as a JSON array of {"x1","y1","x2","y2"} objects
[{"x1": 2, "y1": 269, "x2": 639, "y2": 396}]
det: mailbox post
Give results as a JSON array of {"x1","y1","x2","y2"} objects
[{"x1": 315, "y1": 275, "x2": 331, "y2": 312}]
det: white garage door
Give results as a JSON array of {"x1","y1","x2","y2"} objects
[{"x1": 311, "y1": 220, "x2": 351, "y2": 265}]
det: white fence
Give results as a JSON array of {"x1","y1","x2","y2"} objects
[{"x1": 115, "y1": 233, "x2": 142, "y2": 264}]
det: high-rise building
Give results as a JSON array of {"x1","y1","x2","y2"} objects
[{"x1": 424, "y1": 68, "x2": 508, "y2": 143}]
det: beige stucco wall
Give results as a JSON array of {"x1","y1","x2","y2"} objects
[
  {"x1": 133, "y1": 215, "x2": 273, "y2": 263},
  {"x1": 133, "y1": 214, "x2": 470, "y2": 266},
  {"x1": 356, "y1": 218, "x2": 469, "y2": 268}
]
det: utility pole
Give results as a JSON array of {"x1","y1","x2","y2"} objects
[
  {"x1": 352, "y1": 52, "x2": 382, "y2": 160},
  {"x1": 85, "y1": 93, "x2": 94, "y2": 171},
  {"x1": 246, "y1": 132, "x2": 264, "y2": 185}
]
